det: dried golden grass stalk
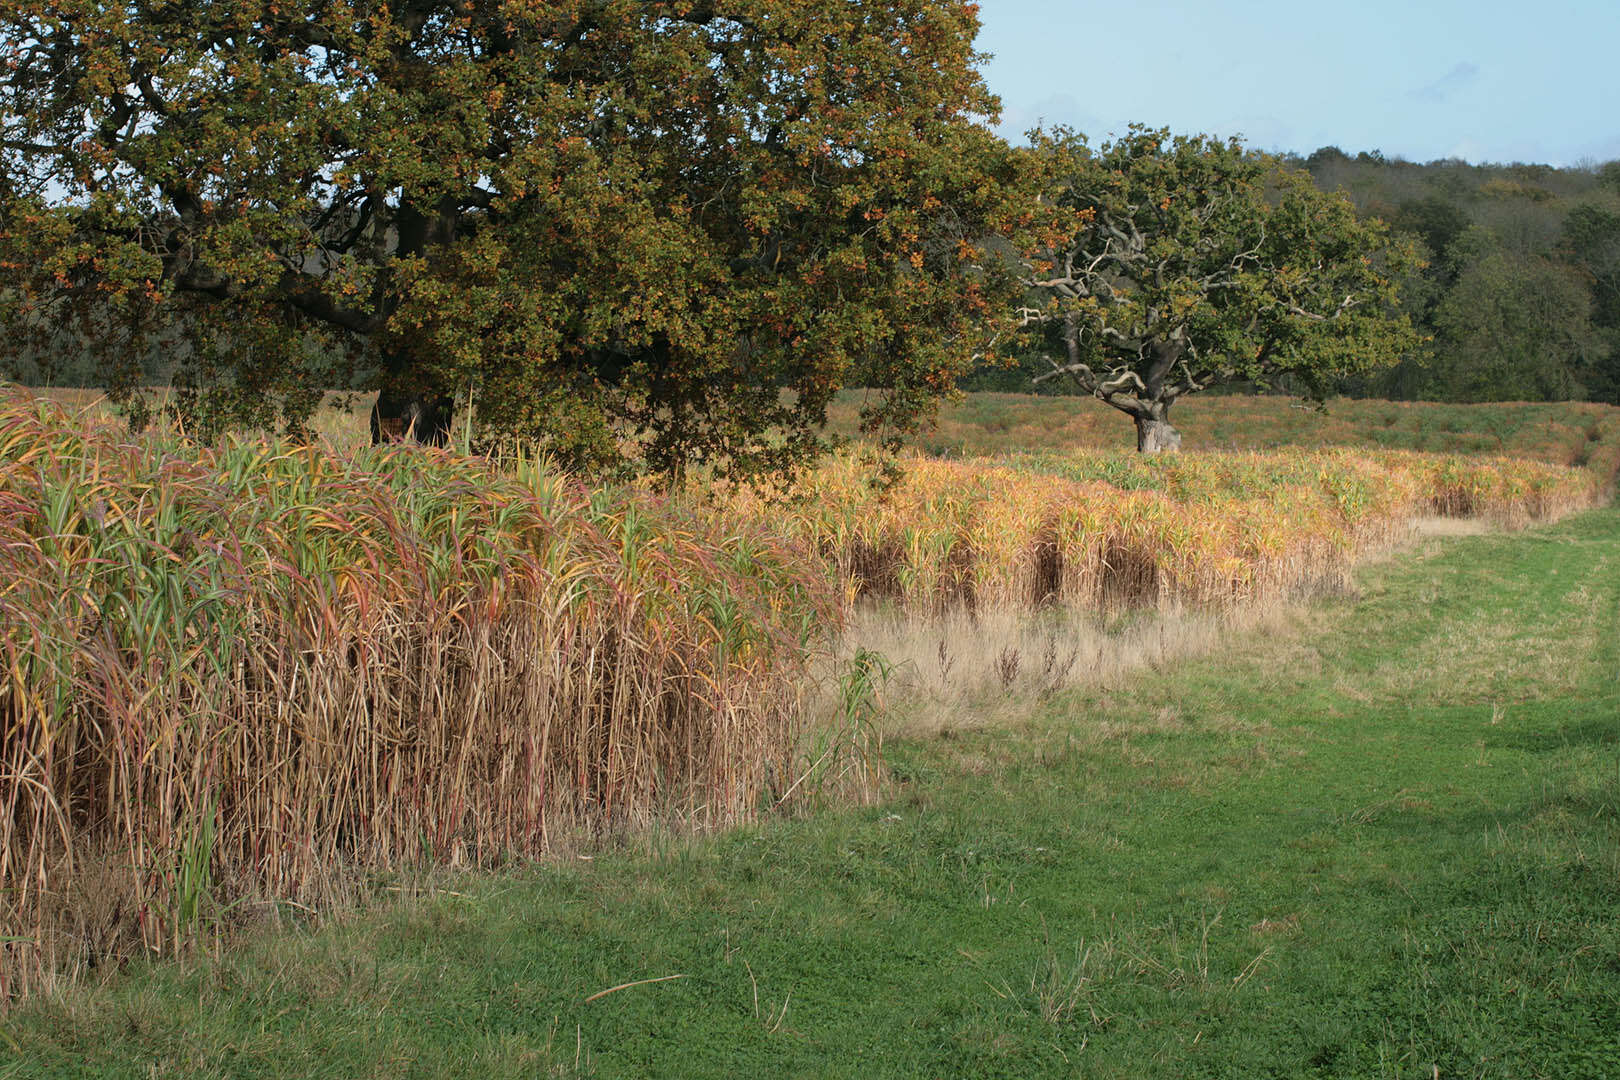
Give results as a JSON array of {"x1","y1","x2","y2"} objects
[
  {"x1": 719, "y1": 447, "x2": 1602, "y2": 618},
  {"x1": 0, "y1": 391, "x2": 836, "y2": 1000}
]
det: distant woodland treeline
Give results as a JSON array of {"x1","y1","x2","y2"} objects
[
  {"x1": 980, "y1": 150, "x2": 1620, "y2": 405},
  {"x1": 1300, "y1": 149, "x2": 1620, "y2": 403}
]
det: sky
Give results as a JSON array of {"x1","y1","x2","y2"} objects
[{"x1": 975, "y1": 0, "x2": 1620, "y2": 167}]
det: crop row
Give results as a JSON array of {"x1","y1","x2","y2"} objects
[
  {"x1": 0, "y1": 392, "x2": 835, "y2": 998},
  {"x1": 720, "y1": 449, "x2": 1605, "y2": 614}
]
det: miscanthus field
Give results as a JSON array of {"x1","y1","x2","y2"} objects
[{"x1": 2, "y1": 387, "x2": 1617, "y2": 1078}]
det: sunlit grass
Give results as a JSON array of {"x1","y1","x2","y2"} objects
[
  {"x1": 826, "y1": 390, "x2": 1620, "y2": 478},
  {"x1": 3, "y1": 383, "x2": 1610, "y2": 1008}
]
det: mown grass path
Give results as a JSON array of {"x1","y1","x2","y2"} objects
[{"x1": 11, "y1": 511, "x2": 1620, "y2": 1079}]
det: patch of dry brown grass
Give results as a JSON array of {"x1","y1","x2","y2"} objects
[{"x1": 836, "y1": 603, "x2": 1303, "y2": 738}]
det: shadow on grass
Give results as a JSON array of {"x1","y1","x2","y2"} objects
[{"x1": 1483, "y1": 713, "x2": 1620, "y2": 753}]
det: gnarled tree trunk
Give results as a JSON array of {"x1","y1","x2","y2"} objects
[
  {"x1": 370, "y1": 387, "x2": 454, "y2": 446},
  {"x1": 370, "y1": 346, "x2": 454, "y2": 446},
  {"x1": 1133, "y1": 402, "x2": 1181, "y2": 454}
]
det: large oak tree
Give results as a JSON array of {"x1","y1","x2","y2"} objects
[
  {"x1": 0, "y1": 0, "x2": 1029, "y2": 475},
  {"x1": 1020, "y1": 127, "x2": 1417, "y2": 452}
]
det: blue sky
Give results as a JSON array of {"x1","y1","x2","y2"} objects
[{"x1": 975, "y1": 0, "x2": 1620, "y2": 166}]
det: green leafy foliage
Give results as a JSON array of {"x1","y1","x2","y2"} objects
[
  {"x1": 1430, "y1": 246, "x2": 1606, "y2": 402},
  {"x1": 1298, "y1": 151, "x2": 1620, "y2": 403},
  {"x1": 0, "y1": 1, "x2": 1033, "y2": 476},
  {"x1": 1017, "y1": 127, "x2": 1418, "y2": 450}
]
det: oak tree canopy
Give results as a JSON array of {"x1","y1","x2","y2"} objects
[
  {"x1": 0, "y1": 0, "x2": 1029, "y2": 475},
  {"x1": 1021, "y1": 127, "x2": 1418, "y2": 452}
]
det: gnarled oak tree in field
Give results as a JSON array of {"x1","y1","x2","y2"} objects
[
  {"x1": 0, "y1": 1, "x2": 1029, "y2": 475},
  {"x1": 1020, "y1": 127, "x2": 1417, "y2": 452}
]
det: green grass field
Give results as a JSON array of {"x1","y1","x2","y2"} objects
[
  {"x1": 825, "y1": 391, "x2": 1620, "y2": 478},
  {"x1": 25, "y1": 387, "x2": 1620, "y2": 480},
  {"x1": 9, "y1": 506, "x2": 1617, "y2": 1078}
]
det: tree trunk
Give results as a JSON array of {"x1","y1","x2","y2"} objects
[
  {"x1": 370, "y1": 387, "x2": 454, "y2": 446},
  {"x1": 1134, "y1": 404, "x2": 1181, "y2": 454},
  {"x1": 370, "y1": 347, "x2": 454, "y2": 446}
]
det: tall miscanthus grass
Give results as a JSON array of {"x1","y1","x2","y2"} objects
[
  {"x1": 0, "y1": 392, "x2": 836, "y2": 999},
  {"x1": 723, "y1": 448, "x2": 1604, "y2": 617}
]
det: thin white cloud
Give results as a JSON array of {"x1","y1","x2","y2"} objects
[{"x1": 1411, "y1": 62, "x2": 1480, "y2": 104}]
